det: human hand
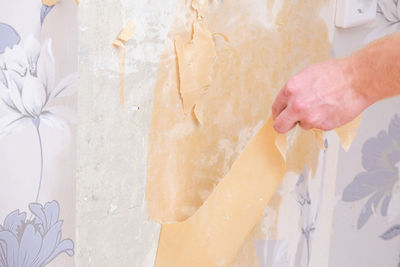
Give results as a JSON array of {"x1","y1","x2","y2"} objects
[{"x1": 272, "y1": 59, "x2": 371, "y2": 134}]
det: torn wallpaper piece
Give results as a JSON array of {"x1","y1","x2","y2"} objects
[
  {"x1": 155, "y1": 117, "x2": 286, "y2": 267},
  {"x1": 192, "y1": 0, "x2": 208, "y2": 19},
  {"x1": 175, "y1": 20, "x2": 216, "y2": 121},
  {"x1": 113, "y1": 21, "x2": 136, "y2": 110},
  {"x1": 146, "y1": 0, "x2": 333, "y2": 224},
  {"x1": 312, "y1": 128, "x2": 326, "y2": 150},
  {"x1": 311, "y1": 114, "x2": 362, "y2": 152},
  {"x1": 335, "y1": 114, "x2": 362, "y2": 151}
]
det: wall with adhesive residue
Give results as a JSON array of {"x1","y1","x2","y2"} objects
[{"x1": 75, "y1": 0, "x2": 400, "y2": 266}]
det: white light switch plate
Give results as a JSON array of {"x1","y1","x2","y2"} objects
[{"x1": 335, "y1": 0, "x2": 378, "y2": 28}]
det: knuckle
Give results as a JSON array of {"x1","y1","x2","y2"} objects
[
  {"x1": 291, "y1": 100, "x2": 303, "y2": 113},
  {"x1": 284, "y1": 82, "x2": 296, "y2": 97}
]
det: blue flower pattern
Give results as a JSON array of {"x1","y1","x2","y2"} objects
[
  {"x1": 343, "y1": 114, "x2": 400, "y2": 229},
  {"x1": 0, "y1": 2, "x2": 74, "y2": 266},
  {"x1": 0, "y1": 201, "x2": 74, "y2": 267}
]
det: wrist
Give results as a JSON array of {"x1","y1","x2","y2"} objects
[{"x1": 342, "y1": 54, "x2": 377, "y2": 109}]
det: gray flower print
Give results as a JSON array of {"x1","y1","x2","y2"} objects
[
  {"x1": 40, "y1": 6, "x2": 55, "y2": 26},
  {"x1": 0, "y1": 200, "x2": 74, "y2": 267},
  {"x1": 0, "y1": 35, "x2": 77, "y2": 202},
  {"x1": 293, "y1": 168, "x2": 315, "y2": 267},
  {"x1": 343, "y1": 114, "x2": 400, "y2": 229},
  {"x1": 292, "y1": 139, "x2": 328, "y2": 267},
  {"x1": 378, "y1": 0, "x2": 400, "y2": 24},
  {"x1": 0, "y1": 35, "x2": 77, "y2": 135},
  {"x1": 0, "y1": 23, "x2": 20, "y2": 54},
  {"x1": 380, "y1": 224, "x2": 400, "y2": 240},
  {"x1": 380, "y1": 224, "x2": 400, "y2": 267},
  {"x1": 364, "y1": 0, "x2": 400, "y2": 43},
  {"x1": 40, "y1": 0, "x2": 61, "y2": 27}
]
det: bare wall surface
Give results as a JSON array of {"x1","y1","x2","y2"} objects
[{"x1": 76, "y1": 0, "x2": 176, "y2": 266}]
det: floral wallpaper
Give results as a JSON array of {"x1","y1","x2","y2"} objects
[
  {"x1": 0, "y1": 0, "x2": 77, "y2": 266},
  {"x1": 342, "y1": 115, "x2": 400, "y2": 230},
  {"x1": 0, "y1": 201, "x2": 73, "y2": 266},
  {"x1": 330, "y1": 1, "x2": 400, "y2": 266},
  {"x1": 366, "y1": 0, "x2": 400, "y2": 42},
  {"x1": 330, "y1": 109, "x2": 400, "y2": 267},
  {"x1": 253, "y1": 1, "x2": 400, "y2": 266}
]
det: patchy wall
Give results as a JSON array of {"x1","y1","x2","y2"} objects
[
  {"x1": 146, "y1": 0, "x2": 339, "y2": 266},
  {"x1": 75, "y1": 0, "x2": 399, "y2": 266},
  {"x1": 76, "y1": 0, "x2": 175, "y2": 266}
]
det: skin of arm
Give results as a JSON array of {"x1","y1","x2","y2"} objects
[{"x1": 272, "y1": 32, "x2": 400, "y2": 134}]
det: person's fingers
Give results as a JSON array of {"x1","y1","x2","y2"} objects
[
  {"x1": 273, "y1": 107, "x2": 298, "y2": 134},
  {"x1": 298, "y1": 120, "x2": 313, "y2": 130},
  {"x1": 272, "y1": 85, "x2": 289, "y2": 119}
]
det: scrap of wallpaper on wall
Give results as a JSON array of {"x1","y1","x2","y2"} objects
[
  {"x1": 0, "y1": 0, "x2": 77, "y2": 266},
  {"x1": 146, "y1": 0, "x2": 360, "y2": 266},
  {"x1": 113, "y1": 21, "x2": 136, "y2": 110}
]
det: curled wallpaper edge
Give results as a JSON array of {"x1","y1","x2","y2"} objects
[
  {"x1": 335, "y1": 114, "x2": 362, "y2": 151},
  {"x1": 146, "y1": 0, "x2": 336, "y2": 224},
  {"x1": 153, "y1": 118, "x2": 360, "y2": 267},
  {"x1": 155, "y1": 117, "x2": 286, "y2": 267}
]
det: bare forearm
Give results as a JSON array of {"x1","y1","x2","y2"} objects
[
  {"x1": 348, "y1": 33, "x2": 400, "y2": 106},
  {"x1": 272, "y1": 33, "x2": 400, "y2": 134}
]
